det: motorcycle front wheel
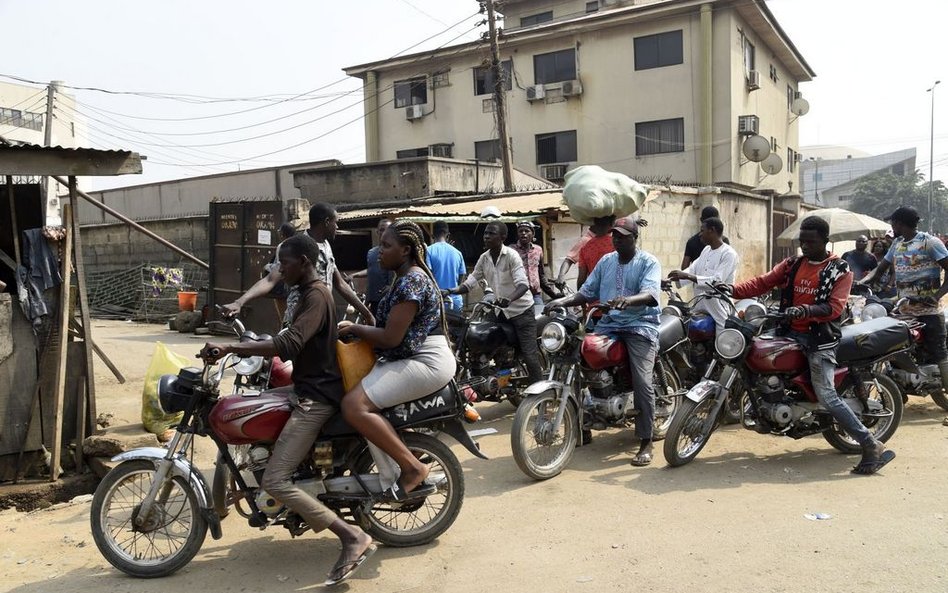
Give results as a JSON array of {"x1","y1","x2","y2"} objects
[
  {"x1": 663, "y1": 396, "x2": 719, "y2": 467},
  {"x1": 90, "y1": 460, "x2": 207, "y2": 578},
  {"x1": 353, "y1": 432, "x2": 464, "y2": 548},
  {"x1": 822, "y1": 374, "x2": 903, "y2": 454},
  {"x1": 653, "y1": 361, "x2": 682, "y2": 440},
  {"x1": 511, "y1": 391, "x2": 578, "y2": 480}
]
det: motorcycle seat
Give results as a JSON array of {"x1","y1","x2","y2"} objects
[
  {"x1": 837, "y1": 316, "x2": 912, "y2": 365},
  {"x1": 319, "y1": 383, "x2": 460, "y2": 437}
]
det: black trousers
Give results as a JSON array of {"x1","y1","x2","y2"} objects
[{"x1": 505, "y1": 308, "x2": 543, "y2": 383}]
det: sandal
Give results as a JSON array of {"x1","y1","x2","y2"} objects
[
  {"x1": 629, "y1": 451, "x2": 652, "y2": 467},
  {"x1": 324, "y1": 544, "x2": 377, "y2": 587},
  {"x1": 380, "y1": 479, "x2": 437, "y2": 502},
  {"x1": 851, "y1": 449, "x2": 895, "y2": 475}
]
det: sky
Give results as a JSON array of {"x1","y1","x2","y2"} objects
[{"x1": 1, "y1": 0, "x2": 946, "y2": 191}]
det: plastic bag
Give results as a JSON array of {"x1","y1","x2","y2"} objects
[
  {"x1": 141, "y1": 342, "x2": 191, "y2": 435},
  {"x1": 336, "y1": 338, "x2": 377, "y2": 392},
  {"x1": 562, "y1": 165, "x2": 648, "y2": 225}
]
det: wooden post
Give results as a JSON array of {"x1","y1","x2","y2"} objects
[
  {"x1": 6, "y1": 176, "x2": 19, "y2": 265},
  {"x1": 50, "y1": 202, "x2": 73, "y2": 481},
  {"x1": 69, "y1": 176, "x2": 97, "y2": 437}
]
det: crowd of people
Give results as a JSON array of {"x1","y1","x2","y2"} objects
[{"x1": 198, "y1": 200, "x2": 948, "y2": 585}]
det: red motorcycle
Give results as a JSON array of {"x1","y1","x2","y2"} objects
[
  {"x1": 89, "y1": 344, "x2": 485, "y2": 578},
  {"x1": 663, "y1": 288, "x2": 906, "y2": 467}
]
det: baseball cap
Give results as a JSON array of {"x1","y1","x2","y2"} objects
[
  {"x1": 885, "y1": 206, "x2": 920, "y2": 226},
  {"x1": 611, "y1": 216, "x2": 639, "y2": 236}
]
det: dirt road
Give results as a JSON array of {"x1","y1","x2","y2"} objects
[{"x1": 1, "y1": 320, "x2": 946, "y2": 593}]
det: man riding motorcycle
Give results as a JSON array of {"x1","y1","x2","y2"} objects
[
  {"x1": 545, "y1": 216, "x2": 662, "y2": 466},
  {"x1": 726, "y1": 216, "x2": 894, "y2": 475},
  {"x1": 201, "y1": 233, "x2": 376, "y2": 586},
  {"x1": 858, "y1": 205, "x2": 948, "y2": 426}
]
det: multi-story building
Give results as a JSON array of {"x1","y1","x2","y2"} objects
[
  {"x1": 343, "y1": 0, "x2": 814, "y2": 191},
  {"x1": 798, "y1": 146, "x2": 917, "y2": 207}
]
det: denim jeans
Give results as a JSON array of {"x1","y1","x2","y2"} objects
[
  {"x1": 789, "y1": 333, "x2": 876, "y2": 448},
  {"x1": 533, "y1": 294, "x2": 544, "y2": 317},
  {"x1": 620, "y1": 333, "x2": 657, "y2": 441},
  {"x1": 917, "y1": 314, "x2": 948, "y2": 364},
  {"x1": 505, "y1": 308, "x2": 544, "y2": 383}
]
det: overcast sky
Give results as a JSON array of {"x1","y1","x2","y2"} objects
[{"x1": 1, "y1": 0, "x2": 945, "y2": 191}]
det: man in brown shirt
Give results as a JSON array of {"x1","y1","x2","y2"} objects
[{"x1": 201, "y1": 233, "x2": 376, "y2": 585}]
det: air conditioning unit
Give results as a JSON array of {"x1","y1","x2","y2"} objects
[
  {"x1": 561, "y1": 80, "x2": 583, "y2": 97},
  {"x1": 405, "y1": 105, "x2": 424, "y2": 121},
  {"x1": 794, "y1": 152, "x2": 804, "y2": 163},
  {"x1": 539, "y1": 163, "x2": 568, "y2": 180},
  {"x1": 526, "y1": 85, "x2": 546, "y2": 102},
  {"x1": 737, "y1": 114, "x2": 760, "y2": 136},
  {"x1": 746, "y1": 70, "x2": 761, "y2": 91},
  {"x1": 428, "y1": 143, "x2": 453, "y2": 158},
  {"x1": 794, "y1": 90, "x2": 804, "y2": 100}
]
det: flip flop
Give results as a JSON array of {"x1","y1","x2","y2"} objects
[
  {"x1": 851, "y1": 449, "x2": 896, "y2": 475},
  {"x1": 629, "y1": 451, "x2": 653, "y2": 467},
  {"x1": 324, "y1": 544, "x2": 377, "y2": 587},
  {"x1": 380, "y1": 479, "x2": 437, "y2": 502}
]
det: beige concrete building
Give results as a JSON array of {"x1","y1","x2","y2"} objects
[{"x1": 344, "y1": 0, "x2": 813, "y2": 192}]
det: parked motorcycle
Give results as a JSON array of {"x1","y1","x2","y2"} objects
[
  {"x1": 215, "y1": 306, "x2": 293, "y2": 393},
  {"x1": 663, "y1": 287, "x2": 906, "y2": 467},
  {"x1": 446, "y1": 300, "x2": 548, "y2": 407},
  {"x1": 509, "y1": 303, "x2": 686, "y2": 480},
  {"x1": 90, "y1": 345, "x2": 486, "y2": 578}
]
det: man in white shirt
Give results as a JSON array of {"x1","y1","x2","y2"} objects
[
  {"x1": 443, "y1": 221, "x2": 543, "y2": 383},
  {"x1": 667, "y1": 217, "x2": 738, "y2": 332}
]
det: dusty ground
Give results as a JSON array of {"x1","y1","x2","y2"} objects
[{"x1": 1, "y1": 320, "x2": 947, "y2": 593}]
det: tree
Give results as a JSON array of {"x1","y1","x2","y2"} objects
[{"x1": 849, "y1": 171, "x2": 948, "y2": 232}]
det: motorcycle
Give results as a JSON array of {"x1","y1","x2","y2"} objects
[
  {"x1": 509, "y1": 303, "x2": 686, "y2": 480},
  {"x1": 215, "y1": 306, "x2": 293, "y2": 393},
  {"x1": 663, "y1": 286, "x2": 906, "y2": 467},
  {"x1": 857, "y1": 290, "x2": 948, "y2": 411},
  {"x1": 446, "y1": 299, "x2": 549, "y2": 408},
  {"x1": 90, "y1": 345, "x2": 486, "y2": 578}
]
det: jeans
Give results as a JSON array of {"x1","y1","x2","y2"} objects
[
  {"x1": 620, "y1": 333, "x2": 657, "y2": 441},
  {"x1": 260, "y1": 390, "x2": 338, "y2": 532},
  {"x1": 917, "y1": 314, "x2": 948, "y2": 364},
  {"x1": 533, "y1": 294, "x2": 544, "y2": 317},
  {"x1": 788, "y1": 333, "x2": 876, "y2": 448},
  {"x1": 505, "y1": 308, "x2": 544, "y2": 383}
]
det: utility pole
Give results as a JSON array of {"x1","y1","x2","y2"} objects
[
  {"x1": 928, "y1": 80, "x2": 940, "y2": 233},
  {"x1": 484, "y1": 0, "x2": 514, "y2": 192}
]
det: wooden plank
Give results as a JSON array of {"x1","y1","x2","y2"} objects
[
  {"x1": 69, "y1": 177, "x2": 97, "y2": 433},
  {"x1": 6, "y1": 176, "x2": 19, "y2": 265},
  {"x1": 49, "y1": 202, "x2": 73, "y2": 481},
  {"x1": 74, "y1": 378, "x2": 86, "y2": 473},
  {"x1": 71, "y1": 317, "x2": 125, "y2": 384}
]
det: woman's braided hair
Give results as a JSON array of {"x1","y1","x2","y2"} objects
[{"x1": 388, "y1": 219, "x2": 449, "y2": 335}]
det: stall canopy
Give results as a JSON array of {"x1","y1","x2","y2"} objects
[{"x1": 337, "y1": 191, "x2": 568, "y2": 222}]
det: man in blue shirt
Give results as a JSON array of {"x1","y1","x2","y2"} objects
[
  {"x1": 427, "y1": 221, "x2": 466, "y2": 310},
  {"x1": 545, "y1": 216, "x2": 662, "y2": 466}
]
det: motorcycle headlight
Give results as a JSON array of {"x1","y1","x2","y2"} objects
[
  {"x1": 661, "y1": 305, "x2": 683, "y2": 318},
  {"x1": 737, "y1": 300, "x2": 766, "y2": 322},
  {"x1": 540, "y1": 322, "x2": 568, "y2": 352},
  {"x1": 860, "y1": 303, "x2": 888, "y2": 322},
  {"x1": 234, "y1": 355, "x2": 264, "y2": 376},
  {"x1": 714, "y1": 328, "x2": 746, "y2": 360}
]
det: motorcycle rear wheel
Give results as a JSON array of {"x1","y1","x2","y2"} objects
[
  {"x1": 90, "y1": 460, "x2": 207, "y2": 578},
  {"x1": 822, "y1": 374, "x2": 903, "y2": 454},
  {"x1": 511, "y1": 391, "x2": 578, "y2": 480},
  {"x1": 663, "y1": 397, "x2": 718, "y2": 467},
  {"x1": 930, "y1": 390, "x2": 948, "y2": 411},
  {"x1": 353, "y1": 432, "x2": 464, "y2": 547}
]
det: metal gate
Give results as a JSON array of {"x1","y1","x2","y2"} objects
[
  {"x1": 772, "y1": 209, "x2": 797, "y2": 266},
  {"x1": 208, "y1": 199, "x2": 284, "y2": 334}
]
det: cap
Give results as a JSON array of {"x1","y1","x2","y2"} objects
[
  {"x1": 516, "y1": 220, "x2": 536, "y2": 229},
  {"x1": 480, "y1": 206, "x2": 502, "y2": 219},
  {"x1": 885, "y1": 206, "x2": 920, "y2": 226},
  {"x1": 611, "y1": 216, "x2": 639, "y2": 236}
]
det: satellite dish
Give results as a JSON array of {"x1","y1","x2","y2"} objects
[
  {"x1": 742, "y1": 134, "x2": 771, "y2": 163},
  {"x1": 791, "y1": 97, "x2": 810, "y2": 116},
  {"x1": 761, "y1": 153, "x2": 784, "y2": 175}
]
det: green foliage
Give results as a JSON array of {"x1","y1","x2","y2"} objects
[{"x1": 849, "y1": 171, "x2": 948, "y2": 231}]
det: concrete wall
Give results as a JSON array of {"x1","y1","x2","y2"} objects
[
  {"x1": 358, "y1": 5, "x2": 804, "y2": 193},
  {"x1": 81, "y1": 217, "x2": 209, "y2": 273}
]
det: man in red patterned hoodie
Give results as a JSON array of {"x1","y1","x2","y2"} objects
[{"x1": 727, "y1": 216, "x2": 894, "y2": 475}]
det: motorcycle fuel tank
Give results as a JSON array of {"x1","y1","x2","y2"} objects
[
  {"x1": 209, "y1": 391, "x2": 292, "y2": 445},
  {"x1": 581, "y1": 334, "x2": 627, "y2": 370},
  {"x1": 269, "y1": 356, "x2": 293, "y2": 388},
  {"x1": 466, "y1": 321, "x2": 516, "y2": 354},
  {"x1": 745, "y1": 335, "x2": 807, "y2": 374}
]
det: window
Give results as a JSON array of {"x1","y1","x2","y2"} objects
[
  {"x1": 586, "y1": 1, "x2": 599, "y2": 13},
  {"x1": 473, "y1": 60, "x2": 512, "y2": 96},
  {"x1": 743, "y1": 39, "x2": 756, "y2": 73},
  {"x1": 787, "y1": 84, "x2": 795, "y2": 110},
  {"x1": 0, "y1": 108, "x2": 43, "y2": 131},
  {"x1": 635, "y1": 118, "x2": 685, "y2": 155},
  {"x1": 633, "y1": 30, "x2": 683, "y2": 70},
  {"x1": 394, "y1": 77, "x2": 427, "y2": 108},
  {"x1": 769, "y1": 64, "x2": 778, "y2": 83},
  {"x1": 535, "y1": 130, "x2": 577, "y2": 164},
  {"x1": 534, "y1": 48, "x2": 576, "y2": 84},
  {"x1": 475, "y1": 139, "x2": 502, "y2": 162},
  {"x1": 396, "y1": 147, "x2": 429, "y2": 159},
  {"x1": 813, "y1": 172, "x2": 823, "y2": 183},
  {"x1": 787, "y1": 148, "x2": 797, "y2": 173},
  {"x1": 521, "y1": 11, "x2": 553, "y2": 27}
]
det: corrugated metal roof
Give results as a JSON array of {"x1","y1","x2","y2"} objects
[
  {"x1": 0, "y1": 142, "x2": 143, "y2": 176},
  {"x1": 0, "y1": 142, "x2": 136, "y2": 157},
  {"x1": 338, "y1": 191, "x2": 565, "y2": 221}
]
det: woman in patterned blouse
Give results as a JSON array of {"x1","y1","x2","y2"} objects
[{"x1": 339, "y1": 220, "x2": 456, "y2": 500}]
